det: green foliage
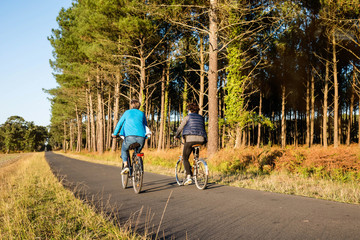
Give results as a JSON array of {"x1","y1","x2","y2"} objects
[
  {"x1": 224, "y1": 4, "x2": 274, "y2": 132},
  {"x1": 0, "y1": 116, "x2": 48, "y2": 153},
  {"x1": 224, "y1": 6, "x2": 247, "y2": 126},
  {"x1": 224, "y1": 49, "x2": 246, "y2": 125}
]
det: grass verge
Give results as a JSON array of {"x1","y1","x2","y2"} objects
[
  {"x1": 0, "y1": 153, "x2": 23, "y2": 167},
  {"x1": 57, "y1": 146, "x2": 360, "y2": 205},
  {"x1": 0, "y1": 152, "x2": 139, "y2": 239}
]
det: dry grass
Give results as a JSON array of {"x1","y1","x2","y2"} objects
[
  {"x1": 0, "y1": 153, "x2": 23, "y2": 167},
  {"x1": 214, "y1": 171, "x2": 360, "y2": 204},
  {"x1": 0, "y1": 152, "x2": 141, "y2": 239}
]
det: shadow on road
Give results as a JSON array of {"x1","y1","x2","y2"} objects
[
  {"x1": 142, "y1": 178, "x2": 178, "y2": 193},
  {"x1": 205, "y1": 182, "x2": 224, "y2": 189},
  {"x1": 142, "y1": 177, "x2": 224, "y2": 194}
]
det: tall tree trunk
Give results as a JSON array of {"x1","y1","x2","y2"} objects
[
  {"x1": 295, "y1": 110, "x2": 298, "y2": 147},
  {"x1": 281, "y1": 84, "x2": 286, "y2": 148},
  {"x1": 145, "y1": 75, "x2": 149, "y2": 123},
  {"x1": 269, "y1": 110, "x2": 274, "y2": 146},
  {"x1": 86, "y1": 88, "x2": 91, "y2": 151},
  {"x1": 111, "y1": 74, "x2": 121, "y2": 152},
  {"x1": 106, "y1": 92, "x2": 112, "y2": 150},
  {"x1": 182, "y1": 79, "x2": 188, "y2": 118},
  {"x1": 248, "y1": 125, "x2": 251, "y2": 147},
  {"x1": 333, "y1": 30, "x2": 339, "y2": 148},
  {"x1": 347, "y1": 72, "x2": 355, "y2": 146},
  {"x1": 158, "y1": 68, "x2": 166, "y2": 151},
  {"x1": 339, "y1": 115, "x2": 342, "y2": 144},
  {"x1": 310, "y1": 71, "x2": 315, "y2": 146},
  {"x1": 63, "y1": 121, "x2": 67, "y2": 153},
  {"x1": 89, "y1": 89, "x2": 96, "y2": 152},
  {"x1": 220, "y1": 78, "x2": 226, "y2": 148},
  {"x1": 241, "y1": 129, "x2": 246, "y2": 147},
  {"x1": 97, "y1": 72, "x2": 104, "y2": 154},
  {"x1": 102, "y1": 88, "x2": 106, "y2": 150},
  {"x1": 306, "y1": 78, "x2": 310, "y2": 147},
  {"x1": 70, "y1": 120, "x2": 74, "y2": 152},
  {"x1": 163, "y1": 64, "x2": 170, "y2": 149},
  {"x1": 167, "y1": 98, "x2": 171, "y2": 148},
  {"x1": 257, "y1": 91, "x2": 262, "y2": 148},
  {"x1": 208, "y1": 0, "x2": 219, "y2": 156},
  {"x1": 139, "y1": 46, "x2": 146, "y2": 110},
  {"x1": 235, "y1": 124, "x2": 241, "y2": 148},
  {"x1": 156, "y1": 106, "x2": 161, "y2": 148},
  {"x1": 323, "y1": 58, "x2": 329, "y2": 147},
  {"x1": 199, "y1": 34, "x2": 205, "y2": 116},
  {"x1": 76, "y1": 105, "x2": 82, "y2": 152}
]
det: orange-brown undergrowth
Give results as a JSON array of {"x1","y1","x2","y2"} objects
[{"x1": 206, "y1": 145, "x2": 360, "y2": 182}]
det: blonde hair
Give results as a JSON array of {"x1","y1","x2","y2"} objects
[{"x1": 130, "y1": 99, "x2": 141, "y2": 109}]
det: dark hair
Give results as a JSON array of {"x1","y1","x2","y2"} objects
[
  {"x1": 130, "y1": 99, "x2": 141, "y2": 109},
  {"x1": 187, "y1": 102, "x2": 199, "y2": 113}
]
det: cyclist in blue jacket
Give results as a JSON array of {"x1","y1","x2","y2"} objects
[
  {"x1": 112, "y1": 99, "x2": 147, "y2": 175},
  {"x1": 174, "y1": 102, "x2": 207, "y2": 185}
]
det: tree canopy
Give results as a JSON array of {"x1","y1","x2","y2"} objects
[
  {"x1": 47, "y1": 0, "x2": 360, "y2": 154},
  {"x1": 0, "y1": 116, "x2": 48, "y2": 153}
]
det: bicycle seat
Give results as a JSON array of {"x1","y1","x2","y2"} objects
[
  {"x1": 192, "y1": 144, "x2": 202, "y2": 147},
  {"x1": 129, "y1": 142, "x2": 141, "y2": 150}
]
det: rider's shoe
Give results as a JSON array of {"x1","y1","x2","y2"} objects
[
  {"x1": 184, "y1": 175, "x2": 193, "y2": 185},
  {"x1": 121, "y1": 167, "x2": 129, "y2": 175}
]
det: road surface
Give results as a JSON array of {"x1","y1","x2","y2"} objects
[{"x1": 45, "y1": 152, "x2": 360, "y2": 239}]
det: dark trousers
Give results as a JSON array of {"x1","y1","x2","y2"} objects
[{"x1": 183, "y1": 141, "x2": 204, "y2": 176}]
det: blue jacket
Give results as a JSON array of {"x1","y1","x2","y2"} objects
[{"x1": 113, "y1": 109, "x2": 147, "y2": 137}]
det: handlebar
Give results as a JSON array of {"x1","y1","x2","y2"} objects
[{"x1": 112, "y1": 135, "x2": 124, "y2": 140}]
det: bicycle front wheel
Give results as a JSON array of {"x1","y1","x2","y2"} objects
[
  {"x1": 175, "y1": 157, "x2": 186, "y2": 186},
  {"x1": 132, "y1": 157, "x2": 143, "y2": 194},
  {"x1": 121, "y1": 163, "x2": 128, "y2": 189},
  {"x1": 194, "y1": 159, "x2": 208, "y2": 190}
]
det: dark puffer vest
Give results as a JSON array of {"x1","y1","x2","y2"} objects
[{"x1": 182, "y1": 113, "x2": 207, "y2": 139}]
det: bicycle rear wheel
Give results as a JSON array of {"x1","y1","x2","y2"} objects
[
  {"x1": 121, "y1": 163, "x2": 128, "y2": 189},
  {"x1": 132, "y1": 157, "x2": 143, "y2": 194},
  {"x1": 194, "y1": 159, "x2": 208, "y2": 190},
  {"x1": 175, "y1": 157, "x2": 186, "y2": 186}
]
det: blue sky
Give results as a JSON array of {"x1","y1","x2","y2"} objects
[{"x1": 0, "y1": 0, "x2": 73, "y2": 127}]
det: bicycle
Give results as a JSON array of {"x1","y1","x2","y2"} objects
[
  {"x1": 175, "y1": 142, "x2": 209, "y2": 190},
  {"x1": 120, "y1": 142, "x2": 144, "y2": 194}
]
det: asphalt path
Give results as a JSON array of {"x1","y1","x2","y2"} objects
[{"x1": 45, "y1": 152, "x2": 360, "y2": 239}]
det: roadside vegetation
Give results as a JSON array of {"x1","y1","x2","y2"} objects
[
  {"x1": 0, "y1": 116, "x2": 48, "y2": 153},
  {"x1": 0, "y1": 153, "x2": 139, "y2": 239},
  {"x1": 59, "y1": 145, "x2": 360, "y2": 205},
  {"x1": 0, "y1": 153, "x2": 21, "y2": 165}
]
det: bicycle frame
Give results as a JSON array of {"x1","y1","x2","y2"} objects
[
  {"x1": 126, "y1": 150, "x2": 144, "y2": 176},
  {"x1": 175, "y1": 142, "x2": 208, "y2": 189},
  {"x1": 118, "y1": 140, "x2": 144, "y2": 194}
]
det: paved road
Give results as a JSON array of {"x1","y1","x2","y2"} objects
[{"x1": 45, "y1": 152, "x2": 360, "y2": 239}]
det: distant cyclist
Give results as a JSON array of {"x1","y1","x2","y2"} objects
[
  {"x1": 112, "y1": 99, "x2": 147, "y2": 175},
  {"x1": 174, "y1": 102, "x2": 207, "y2": 185}
]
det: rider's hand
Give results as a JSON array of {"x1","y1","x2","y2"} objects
[{"x1": 111, "y1": 134, "x2": 117, "y2": 138}]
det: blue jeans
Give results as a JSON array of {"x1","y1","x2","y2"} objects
[{"x1": 121, "y1": 136, "x2": 145, "y2": 163}]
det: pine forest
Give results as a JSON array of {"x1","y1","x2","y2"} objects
[{"x1": 47, "y1": 0, "x2": 360, "y2": 156}]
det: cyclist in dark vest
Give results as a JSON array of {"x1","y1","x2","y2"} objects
[{"x1": 174, "y1": 102, "x2": 207, "y2": 185}]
